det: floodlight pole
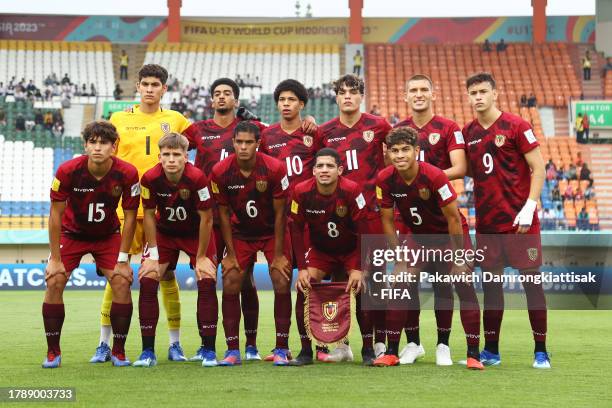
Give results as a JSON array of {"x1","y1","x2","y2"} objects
[
  {"x1": 349, "y1": 0, "x2": 363, "y2": 43},
  {"x1": 532, "y1": 0, "x2": 548, "y2": 43},
  {"x1": 168, "y1": 0, "x2": 182, "y2": 43}
]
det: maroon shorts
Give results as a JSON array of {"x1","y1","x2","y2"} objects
[
  {"x1": 233, "y1": 230, "x2": 292, "y2": 271},
  {"x1": 155, "y1": 231, "x2": 218, "y2": 268},
  {"x1": 476, "y1": 222, "x2": 542, "y2": 270},
  {"x1": 60, "y1": 233, "x2": 121, "y2": 273},
  {"x1": 306, "y1": 246, "x2": 360, "y2": 274}
]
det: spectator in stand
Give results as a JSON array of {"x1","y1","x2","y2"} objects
[
  {"x1": 44, "y1": 74, "x2": 54, "y2": 87},
  {"x1": 556, "y1": 164, "x2": 566, "y2": 180},
  {"x1": 520, "y1": 94, "x2": 527, "y2": 107},
  {"x1": 542, "y1": 208, "x2": 555, "y2": 230},
  {"x1": 527, "y1": 93, "x2": 537, "y2": 108},
  {"x1": 61, "y1": 73, "x2": 71, "y2": 85},
  {"x1": 43, "y1": 111, "x2": 53, "y2": 130},
  {"x1": 119, "y1": 50, "x2": 129, "y2": 80},
  {"x1": 0, "y1": 108, "x2": 6, "y2": 126},
  {"x1": 483, "y1": 39, "x2": 492, "y2": 52},
  {"x1": 564, "y1": 183, "x2": 575, "y2": 201},
  {"x1": 34, "y1": 109, "x2": 43, "y2": 126},
  {"x1": 580, "y1": 163, "x2": 592, "y2": 182},
  {"x1": 14, "y1": 86, "x2": 26, "y2": 101},
  {"x1": 552, "y1": 185, "x2": 561, "y2": 202},
  {"x1": 167, "y1": 74, "x2": 178, "y2": 91},
  {"x1": 26, "y1": 80, "x2": 37, "y2": 96},
  {"x1": 553, "y1": 203, "x2": 564, "y2": 219},
  {"x1": 25, "y1": 117, "x2": 35, "y2": 131},
  {"x1": 496, "y1": 38, "x2": 507, "y2": 52},
  {"x1": 575, "y1": 151, "x2": 584, "y2": 166},
  {"x1": 170, "y1": 98, "x2": 180, "y2": 111},
  {"x1": 577, "y1": 207, "x2": 589, "y2": 230},
  {"x1": 15, "y1": 114, "x2": 26, "y2": 131},
  {"x1": 584, "y1": 182, "x2": 595, "y2": 200},
  {"x1": 546, "y1": 163, "x2": 557, "y2": 182},
  {"x1": 575, "y1": 113, "x2": 585, "y2": 143},
  {"x1": 113, "y1": 84, "x2": 123, "y2": 100},
  {"x1": 545, "y1": 158, "x2": 555, "y2": 171},
  {"x1": 254, "y1": 76, "x2": 262, "y2": 88},
  {"x1": 235, "y1": 74, "x2": 245, "y2": 88},
  {"x1": 369, "y1": 104, "x2": 381, "y2": 116},
  {"x1": 0, "y1": 82, "x2": 6, "y2": 96},
  {"x1": 567, "y1": 164, "x2": 578, "y2": 180},
  {"x1": 353, "y1": 50, "x2": 363, "y2": 76},
  {"x1": 582, "y1": 51, "x2": 591, "y2": 80},
  {"x1": 574, "y1": 188, "x2": 584, "y2": 202},
  {"x1": 80, "y1": 83, "x2": 88, "y2": 96},
  {"x1": 390, "y1": 112, "x2": 400, "y2": 126},
  {"x1": 51, "y1": 122, "x2": 64, "y2": 137},
  {"x1": 603, "y1": 57, "x2": 612, "y2": 76},
  {"x1": 244, "y1": 74, "x2": 253, "y2": 88},
  {"x1": 582, "y1": 113, "x2": 589, "y2": 143},
  {"x1": 90, "y1": 83, "x2": 97, "y2": 97}
]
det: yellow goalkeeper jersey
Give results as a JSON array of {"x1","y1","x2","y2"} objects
[{"x1": 110, "y1": 105, "x2": 191, "y2": 218}]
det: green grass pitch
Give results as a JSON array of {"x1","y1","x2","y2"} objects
[{"x1": 2, "y1": 291, "x2": 610, "y2": 407}]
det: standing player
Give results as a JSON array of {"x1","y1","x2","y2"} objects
[
  {"x1": 373, "y1": 127, "x2": 483, "y2": 369},
  {"x1": 259, "y1": 79, "x2": 323, "y2": 360},
  {"x1": 289, "y1": 148, "x2": 367, "y2": 366},
  {"x1": 90, "y1": 64, "x2": 192, "y2": 363},
  {"x1": 133, "y1": 133, "x2": 218, "y2": 367},
  {"x1": 210, "y1": 121, "x2": 293, "y2": 366},
  {"x1": 184, "y1": 78, "x2": 316, "y2": 361},
  {"x1": 319, "y1": 74, "x2": 392, "y2": 363},
  {"x1": 393, "y1": 74, "x2": 468, "y2": 364},
  {"x1": 43, "y1": 121, "x2": 139, "y2": 368},
  {"x1": 463, "y1": 72, "x2": 549, "y2": 368}
]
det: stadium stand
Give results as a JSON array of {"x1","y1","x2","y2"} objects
[{"x1": 0, "y1": 41, "x2": 115, "y2": 98}]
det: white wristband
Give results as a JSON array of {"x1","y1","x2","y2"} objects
[
  {"x1": 148, "y1": 246, "x2": 159, "y2": 261},
  {"x1": 117, "y1": 252, "x2": 129, "y2": 263}
]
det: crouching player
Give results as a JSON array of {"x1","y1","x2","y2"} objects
[
  {"x1": 134, "y1": 133, "x2": 218, "y2": 367},
  {"x1": 43, "y1": 121, "x2": 139, "y2": 368},
  {"x1": 374, "y1": 127, "x2": 483, "y2": 369},
  {"x1": 211, "y1": 121, "x2": 293, "y2": 366},
  {"x1": 290, "y1": 148, "x2": 367, "y2": 365}
]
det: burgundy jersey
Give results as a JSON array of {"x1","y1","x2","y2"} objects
[
  {"x1": 260, "y1": 124, "x2": 322, "y2": 189},
  {"x1": 395, "y1": 115, "x2": 465, "y2": 170},
  {"x1": 50, "y1": 155, "x2": 140, "y2": 240},
  {"x1": 290, "y1": 176, "x2": 367, "y2": 255},
  {"x1": 463, "y1": 112, "x2": 539, "y2": 233},
  {"x1": 211, "y1": 152, "x2": 289, "y2": 241},
  {"x1": 320, "y1": 113, "x2": 392, "y2": 213},
  {"x1": 183, "y1": 118, "x2": 267, "y2": 175},
  {"x1": 140, "y1": 162, "x2": 213, "y2": 237},
  {"x1": 377, "y1": 162, "x2": 465, "y2": 234}
]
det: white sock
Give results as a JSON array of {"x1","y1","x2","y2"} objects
[
  {"x1": 169, "y1": 329, "x2": 180, "y2": 345},
  {"x1": 100, "y1": 325, "x2": 112, "y2": 346}
]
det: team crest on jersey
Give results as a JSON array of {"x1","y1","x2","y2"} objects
[
  {"x1": 362, "y1": 130, "x2": 375, "y2": 143},
  {"x1": 419, "y1": 188, "x2": 431, "y2": 200},
  {"x1": 111, "y1": 185, "x2": 122, "y2": 197},
  {"x1": 256, "y1": 180, "x2": 268, "y2": 192},
  {"x1": 527, "y1": 248, "x2": 538, "y2": 261},
  {"x1": 179, "y1": 188, "x2": 191, "y2": 200},
  {"x1": 495, "y1": 134, "x2": 506, "y2": 147},
  {"x1": 428, "y1": 133, "x2": 440, "y2": 145},
  {"x1": 303, "y1": 135, "x2": 313, "y2": 147},
  {"x1": 335, "y1": 204, "x2": 348, "y2": 217},
  {"x1": 160, "y1": 122, "x2": 171, "y2": 134},
  {"x1": 323, "y1": 301, "x2": 338, "y2": 321}
]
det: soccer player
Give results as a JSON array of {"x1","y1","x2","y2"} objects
[
  {"x1": 210, "y1": 121, "x2": 292, "y2": 366},
  {"x1": 319, "y1": 74, "x2": 392, "y2": 364},
  {"x1": 394, "y1": 74, "x2": 468, "y2": 364},
  {"x1": 259, "y1": 79, "x2": 324, "y2": 360},
  {"x1": 133, "y1": 133, "x2": 218, "y2": 367},
  {"x1": 463, "y1": 72, "x2": 549, "y2": 368},
  {"x1": 289, "y1": 148, "x2": 367, "y2": 366},
  {"x1": 90, "y1": 64, "x2": 192, "y2": 363},
  {"x1": 43, "y1": 121, "x2": 139, "y2": 368},
  {"x1": 374, "y1": 127, "x2": 483, "y2": 370},
  {"x1": 184, "y1": 78, "x2": 317, "y2": 361}
]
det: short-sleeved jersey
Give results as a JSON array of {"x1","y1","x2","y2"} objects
[
  {"x1": 320, "y1": 113, "x2": 392, "y2": 214},
  {"x1": 395, "y1": 115, "x2": 465, "y2": 170},
  {"x1": 183, "y1": 118, "x2": 268, "y2": 175},
  {"x1": 290, "y1": 176, "x2": 367, "y2": 255},
  {"x1": 50, "y1": 155, "x2": 140, "y2": 240},
  {"x1": 140, "y1": 162, "x2": 212, "y2": 237},
  {"x1": 210, "y1": 152, "x2": 289, "y2": 241},
  {"x1": 463, "y1": 111, "x2": 539, "y2": 233},
  {"x1": 110, "y1": 105, "x2": 191, "y2": 218},
  {"x1": 377, "y1": 162, "x2": 465, "y2": 234},
  {"x1": 260, "y1": 124, "x2": 322, "y2": 189}
]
